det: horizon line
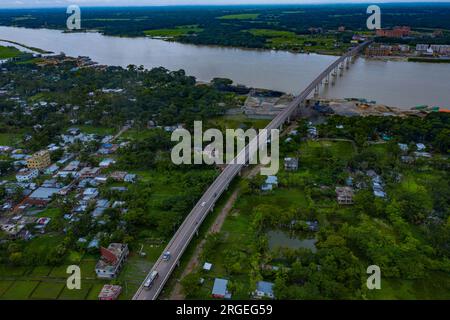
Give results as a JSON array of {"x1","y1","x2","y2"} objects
[{"x1": 2, "y1": 1, "x2": 450, "y2": 10}]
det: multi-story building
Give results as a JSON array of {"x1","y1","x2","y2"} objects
[
  {"x1": 27, "y1": 150, "x2": 51, "y2": 170},
  {"x1": 16, "y1": 169, "x2": 39, "y2": 182},
  {"x1": 376, "y1": 26, "x2": 411, "y2": 38},
  {"x1": 95, "y1": 243, "x2": 129, "y2": 279}
]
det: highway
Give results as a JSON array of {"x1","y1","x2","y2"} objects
[{"x1": 132, "y1": 41, "x2": 371, "y2": 300}]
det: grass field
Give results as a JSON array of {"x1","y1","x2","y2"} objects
[
  {"x1": 0, "y1": 45, "x2": 20, "y2": 59},
  {"x1": 367, "y1": 272, "x2": 450, "y2": 300},
  {"x1": 58, "y1": 284, "x2": 92, "y2": 300},
  {"x1": 218, "y1": 13, "x2": 260, "y2": 20},
  {"x1": 1, "y1": 280, "x2": 39, "y2": 300},
  {"x1": 77, "y1": 125, "x2": 117, "y2": 136},
  {"x1": 246, "y1": 28, "x2": 347, "y2": 53},
  {"x1": 144, "y1": 25, "x2": 203, "y2": 38},
  {"x1": 30, "y1": 281, "x2": 65, "y2": 299},
  {"x1": 0, "y1": 133, "x2": 22, "y2": 146}
]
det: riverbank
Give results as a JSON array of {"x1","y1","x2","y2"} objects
[
  {"x1": 1, "y1": 25, "x2": 450, "y2": 108},
  {"x1": 0, "y1": 39, "x2": 52, "y2": 54}
]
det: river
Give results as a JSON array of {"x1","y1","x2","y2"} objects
[{"x1": 0, "y1": 26, "x2": 449, "y2": 109}]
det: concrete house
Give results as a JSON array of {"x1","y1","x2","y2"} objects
[
  {"x1": 95, "y1": 243, "x2": 129, "y2": 279},
  {"x1": 212, "y1": 278, "x2": 231, "y2": 299},
  {"x1": 254, "y1": 281, "x2": 275, "y2": 299}
]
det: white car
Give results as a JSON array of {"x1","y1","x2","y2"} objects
[
  {"x1": 201, "y1": 201, "x2": 207, "y2": 207},
  {"x1": 144, "y1": 271, "x2": 158, "y2": 290}
]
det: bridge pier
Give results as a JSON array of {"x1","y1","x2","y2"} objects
[
  {"x1": 331, "y1": 68, "x2": 337, "y2": 85},
  {"x1": 314, "y1": 85, "x2": 319, "y2": 98}
]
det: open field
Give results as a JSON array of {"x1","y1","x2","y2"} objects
[
  {"x1": 0, "y1": 45, "x2": 20, "y2": 59},
  {"x1": 246, "y1": 28, "x2": 347, "y2": 53},
  {"x1": 218, "y1": 13, "x2": 260, "y2": 20},
  {"x1": 144, "y1": 25, "x2": 203, "y2": 38}
]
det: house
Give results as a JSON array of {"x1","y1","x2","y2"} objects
[
  {"x1": 28, "y1": 187, "x2": 61, "y2": 205},
  {"x1": 78, "y1": 167, "x2": 100, "y2": 178},
  {"x1": 398, "y1": 143, "x2": 409, "y2": 152},
  {"x1": 109, "y1": 171, "x2": 127, "y2": 181},
  {"x1": 83, "y1": 188, "x2": 99, "y2": 200},
  {"x1": 45, "y1": 164, "x2": 59, "y2": 175},
  {"x1": 98, "y1": 285, "x2": 122, "y2": 300},
  {"x1": 16, "y1": 169, "x2": 39, "y2": 182},
  {"x1": 99, "y1": 158, "x2": 116, "y2": 168},
  {"x1": 415, "y1": 143, "x2": 426, "y2": 152},
  {"x1": 27, "y1": 150, "x2": 51, "y2": 170},
  {"x1": 335, "y1": 187, "x2": 354, "y2": 205},
  {"x1": 63, "y1": 161, "x2": 80, "y2": 172},
  {"x1": 284, "y1": 158, "x2": 299, "y2": 171},
  {"x1": 124, "y1": 174, "x2": 137, "y2": 183},
  {"x1": 254, "y1": 281, "x2": 275, "y2": 299},
  {"x1": 212, "y1": 278, "x2": 231, "y2": 299},
  {"x1": 95, "y1": 243, "x2": 129, "y2": 279},
  {"x1": 203, "y1": 262, "x2": 213, "y2": 271},
  {"x1": 261, "y1": 176, "x2": 278, "y2": 191}
]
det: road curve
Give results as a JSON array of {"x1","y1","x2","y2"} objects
[{"x1": 132, "y1": 41, "x2": 371, "y2": 300}]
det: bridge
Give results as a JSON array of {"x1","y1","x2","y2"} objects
[{"x1": 132, "y1": 41, "x2": 371, "y2": 300}]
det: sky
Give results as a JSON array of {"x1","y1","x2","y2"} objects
[{"x1": 1, "y1": 0, "x2": 450, "y2": 9}]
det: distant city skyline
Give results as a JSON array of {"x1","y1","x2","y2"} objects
[{"x1": 2, "y1": 0, "x2": 450, "y2": 9}]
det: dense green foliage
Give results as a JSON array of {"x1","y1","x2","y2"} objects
[
  {"x1": 0, "y1": 56, "x2": 235, "y2": 151},
  {"x1": 1, "y1": 4, "x2": 450, "y2": 51}
]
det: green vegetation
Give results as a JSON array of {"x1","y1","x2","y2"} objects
[
  {"x1": 218, "y1": 13, "x2": 260, "y2": 20},
  {"x1": 1, "y1": 280, "x2": 39, "y2": 300},
  {"x1": 0, "y1": 40, "x2": 51, "y2": 54},
  {"x1": 181, "y1": 115, "x2": 450, "y2": 300},
  {"x1": 0, "y1": 45, "x2": 20, "y2": 59},
  {"x1": 144, "y1": 25, "x2": 203, "y2": 38},
  {"x1": 1, "y1": 5, "x2": 450, "y2": 53},
  {"x1": 246, "y1": 29, "x2": 348, "y2": 53},
  {"x1": 30, "y1": 281, "x2": 65, "y2": 299}
]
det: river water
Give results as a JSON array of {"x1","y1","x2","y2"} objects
[{"x1": 0, "y1": 26, "x2": 449, "y2": 109}]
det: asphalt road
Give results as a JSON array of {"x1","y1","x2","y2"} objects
[{"x1": 132, "y1": 41, "x2": 370, "y2": 300}]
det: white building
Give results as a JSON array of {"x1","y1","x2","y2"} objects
[{"x1": 16, "y1": 169, "x2": 39, "y2": 182}]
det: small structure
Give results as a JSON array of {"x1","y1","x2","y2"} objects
[
  {"x1": 254, "y1": 281, "x2": 275, "y2": 299},
  {"x1": 95, "y1": 243, "x2": 129, "y2": 279},
  {"x1": 110, "y1": 171, "x2": 127, "y2": 181},
  {"x1": 98, "y1": 284, "x2": 122, "y2": 300},
  {"x1": 261, "y1": 176, "x2": 278, "y2": 191},
  {"x1": 124, "y1": 174, "x2": 137, "y2": 183},
  {"x1": 99, "y1": 158, "x2": 116, "y2": 168},
  {"x1": 335, "y1": 187, "x2": 354, "y2": 205},
  {"x1": 212, "y1": 278, "x2": 231, "y2": 299},
  {"x1": 203, "y1": 262, "x2": 213, "y2": 271},
  {"x1": 79, "y1": 167, "x2": 100, "y2": 178},
  {"x1": 284, "y1": 158, "x2": 299, "y2": 171},
  {"x1": 416, "y1": 143, "x2": 426, "y2": 151}
]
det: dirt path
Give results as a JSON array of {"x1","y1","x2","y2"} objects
[
  {"x1": 169, "y1": 189, "x2": 240, "y2": 300},
  {"x1": 168, "y1": 122, "x2": 298, "y2": 299}
]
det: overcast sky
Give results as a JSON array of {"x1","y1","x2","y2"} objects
[{"x1": 1, "y1": 0, "x2": 449, "y2": 9}]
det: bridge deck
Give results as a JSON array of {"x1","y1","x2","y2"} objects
[{"x1": 132, "y1": 41, "x2": 371, "y2": 300}]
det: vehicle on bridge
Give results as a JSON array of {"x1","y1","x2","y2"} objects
[
  {"x1": 162, "y1": 251, "x2": 171, "y2": 261},
  {"x1": 144, "y1": 270, "x2": 158, "y2": 290}
]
